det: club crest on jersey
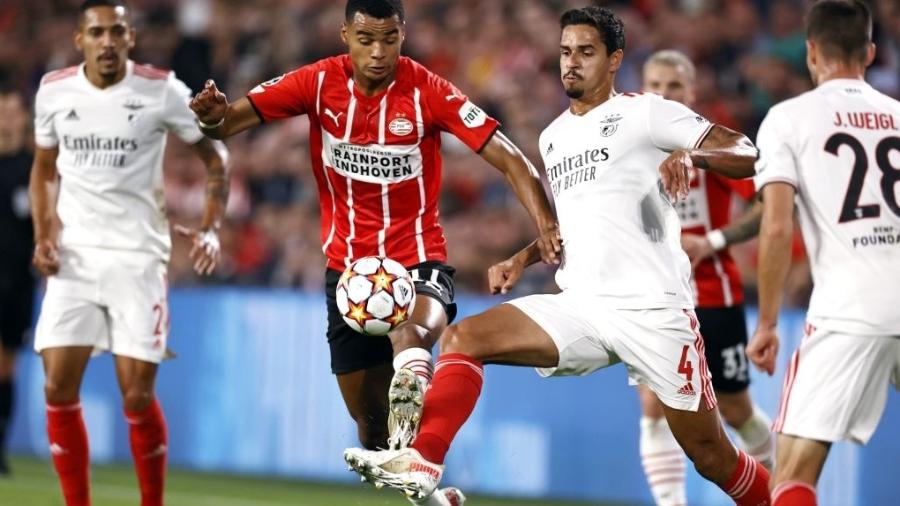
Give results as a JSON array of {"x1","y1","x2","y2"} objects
[
  {"x1": 459, "y1": 100, "x2": 487, "y2": 128},
  {"x1": 600, "y1": 113, "x2": 623, "y2": 124},
  {"x1": 250, "y1": 74, "x2": 285, "y2": 94},
  {"x1": 389, "y1": 117, "x2": 414, "y2": 136},
  {"x1": 600, "y1": 123, "x2": 618, "y2": 137},
  {"x1": 123, "y1": 99, "x2": 145, "y2": 111}
]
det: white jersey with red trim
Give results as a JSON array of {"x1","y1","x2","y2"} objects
[
  {"x1": 539, "y1": 92, "x2": 714, "y2": 309},
  {"x1": 755, "y1": 79, "x2": 900, "y2": 335},
  {"x1": 246, "y1": 55, "x2": 500, "y2": 271},
  {"x1": 34, "y1": 61, "x2": 203, "y2": 260}
]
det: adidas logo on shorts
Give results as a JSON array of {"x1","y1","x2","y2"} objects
[{"x1": 677, "y1": 383, "x2": 696, "y2": 396}]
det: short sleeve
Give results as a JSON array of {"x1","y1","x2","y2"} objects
[
  {"x1": 647, "y1": 95, "x2": 714, "y2": 151},
  {"x1": 246, "y1": 66, "x2": 316, "y2": 122},
  {"x1": 162, "y1": 73, "x2": 205, "y2": 144},
  {"x1": 34, "y1": 86, "x2": 58, "y2": 148},
  {"x1": 753, "y1": 107, "x2": 799, "y2": 191},
  {"x1": 424, "y1": 74, "x2": 499, "y2": 153}
]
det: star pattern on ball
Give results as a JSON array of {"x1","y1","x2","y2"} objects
[
  {"x1": 387, "y1": 305, "x2": 409, "y2": 327},
  {"x1": 366, "y1": 267, "x2": 397, "y2": 295},
  {"x1": 338, "y1": 268, "x2": 355, "y2": 288},
  {"x1": 347, "y1": 301, "x2": 374, "y2": 326}
]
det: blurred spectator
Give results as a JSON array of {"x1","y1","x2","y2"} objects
[{"x1": 6, "y1": 0, "x2": 898, "y2": 302}]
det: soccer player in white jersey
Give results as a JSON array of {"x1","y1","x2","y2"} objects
[
  {"x1": 747, "y1": 1, "x2": 900, "y2": 504},
  {"x1": 637, "y1": 50, "x2": 774, "y2": 506},
  {"x1": 344, "y1": 7, "x2": 772, "y2": 504},
  {"x1": 29, "y1": 1, "x2": 229, "y2": 505}
]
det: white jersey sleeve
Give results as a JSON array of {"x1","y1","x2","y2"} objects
[
  {"x1": 754, "y1": 106, "x2": 799, "y2": 190},
  {"x1": 646, "y1": 95, "x2": 714, "y2": 152},
  {"x1": 34, "y1": 86, "x2": 59, "y2": 148},
  {"x1": 162, "y1": 74, "x2": 204, "y2": 145}
]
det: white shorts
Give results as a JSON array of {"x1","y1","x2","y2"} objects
[
  {"x1": 774, "y1": 323, "x2": 900, "y2": 444},
  {"x1": 34, "y1": 246, "x2": 169, "y2": 363},
  {"x1": 506, "y1": 291, "x2": 716, "y2": 412}
]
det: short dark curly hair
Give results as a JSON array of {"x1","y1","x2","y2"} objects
[
  {"x1": 345, "y1": 0, "x2": 404, "y2": 23},
  {"x1": 559, "y1": 6, "x2": 625, "y2": 55}
]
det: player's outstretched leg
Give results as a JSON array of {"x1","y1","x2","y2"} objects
[
  {"x1": 387, "y1": 295, "x2": 450, "y2": 451},
  {"x1": 718, "y1": 391, "x2": 774, "y2": 470},
  {"x1": 116, "y1": 356, "x2": 167, "y2": 506},
  {"x1": 345, "y1": 304, "x2": 558, "y2": 499},
  {"x1": 663, "y1": 396, "x2": 771, "y2": 506},
  {"x1": 770, "y1": 435, "x2": 827, "y2": 506},
  {"x1": 637, "y1": 386, "x2": 687, "y2": 506},
  {"x1": 43, "y1": 347, "x2": 93, "y2": 506}
]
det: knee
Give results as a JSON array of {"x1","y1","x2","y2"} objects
[
  {"x1": 718, "y1": 396, "x2": 752, "y2": 429},
  {"x1": 122, "y1": 388, "x2": 154, "y2": 412},
  {"x1": 439, "y1": 321, "x2": 480, "y2": 356},
  {"x1": 355, "y1": 419, "x2": 388, "y2": 450},
  {"x1": 682, "y1": 434, "x2": 733, "y2": 482},
  {"x1": 390, "y1": 323, "x2": 434, "y2": 352},
  {"x1": 44, "y1": 380, "x2": 79, "y2": 405}
]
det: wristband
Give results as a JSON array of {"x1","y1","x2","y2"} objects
[
  {"x1": 706, "y1": 229, "x2": 727, "y2": 251},
  {"x1": 197, "y1": 117, "x2": 225, "y2": 129}
]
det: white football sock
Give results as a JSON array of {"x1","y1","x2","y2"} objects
[
  {"x1": 393, "y1": 347, "x2": 434, "y2": 388},
  {"x1": 734, "y1": 404, "x2": 774, "y2": 470},
  {"x1": 640, "y1": 416, "x2": 687, "y2": 506}
]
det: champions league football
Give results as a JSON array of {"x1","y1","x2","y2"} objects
[{"x1": 336, "y1": 256, "x2": 416, "y2": 336}]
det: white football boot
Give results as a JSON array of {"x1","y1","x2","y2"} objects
[
  {"x1": 439, "y1": 487, "x2": 466, "y2": 506},
  {"x1": 344, "y1": 446, "x2": 443, "y2": 499},
  {"x1": 387, "y1": 368, "x2": 425, "y2": 450}
]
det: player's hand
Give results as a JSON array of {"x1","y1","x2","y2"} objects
[
  {"x1": 175, "y1": 225, "x2": 220, "y2": 276},
  {"x1": 189, "y1": 80, "x2": 228, "y2": 125},
  {"x1": 488, "y1": 255, "x2": 526, "y2": 295},
  {"x1": 536, "y1": 223, "x2": 562, "y2": 265},
  {"x1": 659, "y1": 149, "x2": 693, "y2": 202},
  {"x1": 747, "y1": 326, "x2": 779, "y2": 376},
  {"x1": 681, "y1": 233, "x2": 714, "y2": 268},
  {"x1": 32, "y1": 238, "x2": 60, "y2": 276}
]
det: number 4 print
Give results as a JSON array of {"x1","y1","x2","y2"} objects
[{"x1": 678, "y1": 345, "x2": 694, "y2": 382}]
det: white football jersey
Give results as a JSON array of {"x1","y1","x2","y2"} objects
[
  {"x1": 755, "y1": 79, "x2": 900, "y2": 335},
  {"x1": 539, "y1": 92, "x2": 715, "y2": 309},
  {"x1": 34, "y1": 60, "x2": 204, "y2": 260}
]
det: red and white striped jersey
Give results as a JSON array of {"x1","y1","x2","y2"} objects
[
  {"x1": 675, "y1": 170, "x2": 755, "y2": 308},
  {"x1": 247, "y1": 55, "x2": 500, "y2": 271}
]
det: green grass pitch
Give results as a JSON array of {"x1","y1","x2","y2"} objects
[{"x1": 0, "y1": 455, "x2": 636, "y2": 506}]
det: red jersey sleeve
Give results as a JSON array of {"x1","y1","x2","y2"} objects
[
  {"x1": 246, "y1": 65, "x2": 318, "y2": 122},
  {"x1": 423, "y1": 73, "x2": 500, "y2": 152}
]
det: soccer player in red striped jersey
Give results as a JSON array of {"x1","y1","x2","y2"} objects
[
  {"x1": 190, "y1": 1, "x2": 558, "y2": 505},
  {"x1": 636, "y1": 50, "x2": 774, "y2": 506}
]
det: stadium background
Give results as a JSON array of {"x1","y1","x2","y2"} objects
[{"x1": 1, "y1": 0, "x2": 899, "y2": 504}]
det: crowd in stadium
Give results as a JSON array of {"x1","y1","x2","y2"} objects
[{"x1": 3, "y1": 0, "x2": 899, "y2": 300}]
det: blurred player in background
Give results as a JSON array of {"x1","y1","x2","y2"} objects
[
  {"x1": 748, "y1": 1, "x2": 900, "y2": 504},
  {"x1": 345, "y1": 7, "x2": 770, "y2": 505},
  {"x1": 637, "y1": 50, "x2": 773, "y2": 505},
  {"x1": 189, "y1": 1, "x2": 558, "y2": 504},
  {"x1": 0, "y1": 83, "x2": 35, "y2": 475},
  {"x1": 29, "y1": 1, "x2": 230, "y2": 504}
]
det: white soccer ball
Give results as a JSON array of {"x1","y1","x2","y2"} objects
[{"x1": 336, "y1": 256, "x2": 416, "y2": 336}]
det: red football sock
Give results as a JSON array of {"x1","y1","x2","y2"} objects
[
  {"x1": 773, "y1": 481, "x2": 817, "y2": 506},
  {"x1": 125, "y1": 398, "x2": 168, "y2": 506},
  {"x1": 46, "y1": 401, "x2": 90, "y2": 506},
  {"x1": 411, "y1": 353, "x2": 483, "y2": 465},
  {"x1": 723, "y1": 450, "x2": 771, "y2": 506}
]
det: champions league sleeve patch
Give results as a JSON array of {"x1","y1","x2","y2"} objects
[
  {"x1": 250, "y1": 74, "x2": 285, "y2": 94},
  {"x1": 458, "y1": 100, "x2": 487, "y2": 128}
]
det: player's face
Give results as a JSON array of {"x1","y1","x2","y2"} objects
[
  {"x1": 75, "y1": 6, "x2": 135, "y2": 82},
  {"x1": 559, "y1": 24, "x2": 622, "y2": 100},
  {"x1": 642, "y1": 63, "x2": 695, "y2": 107},
  {"x1": 341, "y1": 12, "x2": 405, "y2": 87}
]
